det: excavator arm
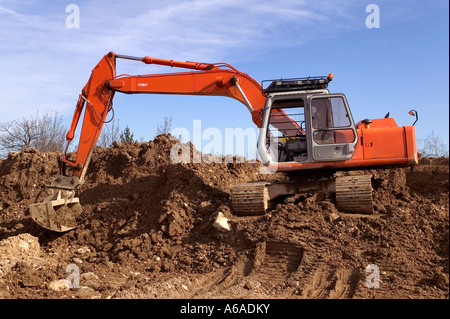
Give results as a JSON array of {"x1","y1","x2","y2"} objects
[
  {"x1": 63, "y1": 52, "x2": 267, "y2": 182},
  {"x1": 29, "y1": 51, "x2": 268, "y2": 232}
]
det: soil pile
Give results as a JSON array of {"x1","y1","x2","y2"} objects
[{"x1": 0, "y1": 135, "x2": 448, "y2": 299}]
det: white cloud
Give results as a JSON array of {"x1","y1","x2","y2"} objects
[{"x1": 0, "y1": 0, "x2": 374, "y2": 122}]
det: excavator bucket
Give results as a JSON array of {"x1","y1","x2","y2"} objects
[{"x1": 29, "y1": 188, "x2": 82, "y2": 232}]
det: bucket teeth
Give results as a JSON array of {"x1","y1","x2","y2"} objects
[{"x1": 29, "y1": 189, "x2": 82, "y2": 232}]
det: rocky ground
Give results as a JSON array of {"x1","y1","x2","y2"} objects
[{"x1": 0, "y1": 134, "x2": 448, "y2": 299}]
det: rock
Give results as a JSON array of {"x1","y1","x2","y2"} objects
[
  {"x1": 432, "y1": 270, "x2": 449, "y2": 288},
  {"x1": 213, "y1": 212, "x2": 231, "y2": 232},
  {"x1": 112, "y1": 141, "x2": 121, "y2": 148},
  {"x1": 81, "y1": 272, "x2": 101, "y2": 290},
  {"x1": 243, "y1": 280, "x2": 261, "y2": 290},
  {"x1": 76, "y1": 246, "x2": 91, "y2": 254},
  {"x1": 329, "y1": 212, "x2": 341, "y2": 222},
  {"x1": 48, "y1": 279, "x2": 69, "y2": 291},
  {"x1": 0, "y1": 234, "x2": 42, "y2": 278},
  {"x1": 79, "y1": 286, "x2": 100, "y2": 299},
  {"x1": 81, "y1": 272, "x2": 99, "y2": 281}
]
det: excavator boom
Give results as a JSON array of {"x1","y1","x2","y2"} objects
[{"x1": 30, "y1": 52, "x2": 269, "y2": 232}]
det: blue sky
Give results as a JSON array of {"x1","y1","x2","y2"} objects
[{"x1": 0, "y1": 0, "x2": 448, "y2": 155}]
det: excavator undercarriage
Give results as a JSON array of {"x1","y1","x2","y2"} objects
[{"x1": 231, "y1": 172, "x2": 374, "y2": 216}]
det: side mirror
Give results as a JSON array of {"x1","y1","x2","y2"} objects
[{"x1": 409, "y1": 110, "x2": 418, "y2": 126}]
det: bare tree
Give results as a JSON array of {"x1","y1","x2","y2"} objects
[
  {"x1": 156, "y1": 115, "x2": 173, "y2": 135},
  {"x1": 418, "y1": 131, "x2": 449, "y2": 157},
  {"x1": 0, "y1": 117, "x2": 39, "y2": 153},
  {"x1": 0, "y1": 111, "x2": 66, "y2": 156},
  {"x1": 33, "y1": 111, "x2": 66, "y2": 152},
  {"x1": 98, "y1": 118, "x2": 121, "y2": 148}
]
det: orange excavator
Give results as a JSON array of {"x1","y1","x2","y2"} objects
[{"x1": 29, "y1": 52, "x2": 418, "y2": 232}]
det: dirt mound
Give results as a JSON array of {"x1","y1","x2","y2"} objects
[{"x1": 0, "y1": 135, "x2": 448, "y2": 299}]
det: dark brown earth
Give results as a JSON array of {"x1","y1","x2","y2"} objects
[{"x1": 0, "y1": 134, "x2": 448, "y2": 299}]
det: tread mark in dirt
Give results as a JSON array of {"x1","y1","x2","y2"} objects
[
  {"x1": 254, "y1": 241, "x2": 303, "y2": 286},
  {"x1": 328, "y1": 268, "x2": 360, "y2": 299},
  {"x1": 302, "y1": 266, "x2": 360, "y2": 299},
  {"x1": 190, "y1": 254, "x2": 253, "y2": 298}
]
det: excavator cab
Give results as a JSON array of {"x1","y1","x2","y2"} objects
[
  {"x1": 257, "y1": 76, "x2": 358, "y2": 166},
  {"x1": 232, "y1": 77, "x2": 374, "y2": 216}
]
